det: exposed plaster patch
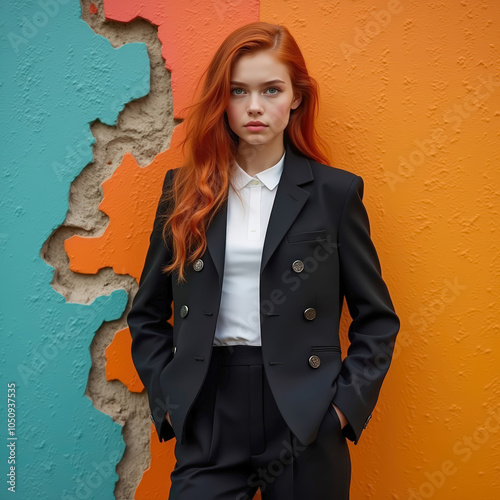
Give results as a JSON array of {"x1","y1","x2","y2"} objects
[{"x1": 40, "y1": 1, "x2": 178, "y2": 497}]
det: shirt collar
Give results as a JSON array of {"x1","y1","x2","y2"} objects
[{"x1": 232, "y1": 150, "x2": 285, "y2": 191}]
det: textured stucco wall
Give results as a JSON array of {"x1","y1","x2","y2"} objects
[
  {"x1": 2, "y1": 0, "x2": 499, "y2": 499},
  {"x1": 1, "y1": 1, "x2": 148, "y2": 498},
  {"x1": 259, "y1": 0, "x2": 500, "y2": 498}
]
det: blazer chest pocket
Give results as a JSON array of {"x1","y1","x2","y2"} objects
[
  {"x1": 287, "y1": 229, "x2": 327, "y2": 244},
  {"x1": 311, "y1": 346, "x2": 341, "y2": 353}
]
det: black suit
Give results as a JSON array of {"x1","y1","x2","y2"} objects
[{"x1": 127, "y1": 139, "x2": 400, "y2": 451}]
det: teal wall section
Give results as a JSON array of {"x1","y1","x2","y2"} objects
[{"x1": 0, "y1": 1, "x2": 149, "y2": 498}]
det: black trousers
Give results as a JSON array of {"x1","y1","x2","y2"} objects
[{"x1": 169, "y1": 345, "x2": 351, "y2": 499}]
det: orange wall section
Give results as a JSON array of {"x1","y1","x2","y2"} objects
[{"x1": 260, "y1": 0, "x2": 500, "y2": 498}]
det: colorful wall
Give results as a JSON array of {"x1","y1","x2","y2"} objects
[{"x1": 1, "y1": 0, "x2": 499, "y2": 498}]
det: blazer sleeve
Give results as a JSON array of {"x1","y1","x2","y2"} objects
[
  {"x1": 331, "y1": 174, "x2": 401, "y2": 445},
  {"x1": 127, "y1": 168, "x2": 176, "y2": 443}
]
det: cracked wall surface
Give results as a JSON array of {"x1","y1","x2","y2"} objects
[
  {"x1": 2, "y1": 0, "x2": 499, "y2": 499},
  {"x1": 1, "y1": 0, "x2": 149, "y2": 498}
]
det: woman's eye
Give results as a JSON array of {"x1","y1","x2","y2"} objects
[{"x1": 230, "y1": 87, "x2": 282, "y2": 96}]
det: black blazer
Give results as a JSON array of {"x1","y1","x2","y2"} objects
[{"x1": 127, "y1": 139, "x2": 400, "y2": 447}]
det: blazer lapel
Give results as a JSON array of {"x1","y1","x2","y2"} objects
[
  {"x1": 206, "y1": 139, "x2": 314, "y2": 285},
  {"x1": 205, "y1": 194, "x2": 227, "y2": 287}
]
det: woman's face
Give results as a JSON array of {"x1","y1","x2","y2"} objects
[{"x1": 225, "y1": 50, "x2": 301, "y2": 149}]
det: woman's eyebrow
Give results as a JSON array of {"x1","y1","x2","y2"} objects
[{"x1": 229, "y1": 79, "x2": 286, "y2": 86}]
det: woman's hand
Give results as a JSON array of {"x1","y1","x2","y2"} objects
[
  {"x1": 331, "y1": 403, "x2": 348, "y2": 429},
  {"x1": 165, "y1": 411, "x2": 172, "y2": 426}
]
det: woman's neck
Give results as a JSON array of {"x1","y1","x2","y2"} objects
[{"x1": 235, "y1": 138, "x2": 285, "y2": 177}]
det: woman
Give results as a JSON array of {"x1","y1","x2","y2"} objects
[{"x1": 127, "y1": 21, "x2": 400, "y2": 499}]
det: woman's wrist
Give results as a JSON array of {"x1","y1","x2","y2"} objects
[{"x1": 331, "y1": 403, "x2": 348, "y2": 429}]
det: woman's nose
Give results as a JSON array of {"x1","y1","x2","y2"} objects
[{"x1": 247, "y1": 93, "x2": 264, "y2": 113}]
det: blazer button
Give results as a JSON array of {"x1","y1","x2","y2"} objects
[
  {"x1": 180, "y1": 305, "x2": 189, "y2": 318},
  {"x1": 303, "y1": 307, "x2": 316, "y2": 320},
  {"x1": 150, "y1": 413, "x2": 154, "y2": 423},
  {"x1": 308, "y1": 355, "x2": 321, "y2": 368},
  {"x1": 292, "y1": 259, "x2": 304, "y2": 273},
  {"x1": 363, "y1": 413, "x2": 372, "y2": 429},
  {"x1": 193, "y1": 258, "x2": 204, "y2": 271}
]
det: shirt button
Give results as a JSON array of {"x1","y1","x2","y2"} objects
[
  {"x1": 250, "y1": 228, "x2": 256, "y2": 232},
  {"x1": 252, "y1": 179, "x2": 259, "y2": 185}
]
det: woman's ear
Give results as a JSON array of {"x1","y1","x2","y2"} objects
[{"x1": 291, "y1": 94, "x2": 302, "y2": 110}]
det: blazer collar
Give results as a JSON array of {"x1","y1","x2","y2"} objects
[{"x1": 206, "y1": 139, "x2": 314, "y2": 285}]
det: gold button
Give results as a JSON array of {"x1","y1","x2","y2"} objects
[
  {"x1": 292, "y1": 260, "x2": 304, "y2": 273},
  {"x1": 309, "y1": 355, "x2": 321, "y2": 368},
  {"x1": 304, "y1": 307, "x2": 316, "y2": 321}
]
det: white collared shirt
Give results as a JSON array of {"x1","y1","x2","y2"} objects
[{"x1": 213, "y1": 151, "x2": 286, "y2": 346}]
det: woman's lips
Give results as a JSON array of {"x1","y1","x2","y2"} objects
[{"x1": 245, "y1": 124, "x2": 267, "y2": 132}]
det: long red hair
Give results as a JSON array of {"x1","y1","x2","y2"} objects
[{"x1": 160, "y1": 21, "x2": 331, "y2": 283}]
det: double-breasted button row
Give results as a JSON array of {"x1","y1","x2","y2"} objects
[
  {"x1": 181, "y1": 301, "x2": 315, "y2": 322},
  {"x1": 193, "y1": 258, "x2": 204, "y2": 271}
]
